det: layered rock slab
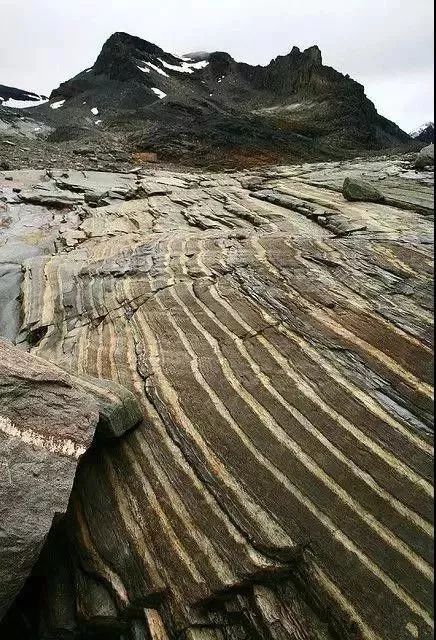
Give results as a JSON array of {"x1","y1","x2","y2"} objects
[{"x1": 0, "y1": 157, "x2": 434, "y2": 640}]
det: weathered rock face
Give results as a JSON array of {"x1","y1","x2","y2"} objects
[
  {"x1": 0, "y1": 340, "x2": 99, "y2": 619},
  {"x1": 0, "y1": 155, "x2": 433, "y2": 640}
]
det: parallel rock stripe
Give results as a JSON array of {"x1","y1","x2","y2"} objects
[
  {"x1": 136, "y1": 288, "x2": 433, "y2": 635},
  {"x1": 14, "y1": 164, "x2": 433, "y2": 640}
]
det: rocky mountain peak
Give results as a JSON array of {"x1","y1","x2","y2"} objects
[
  {"x1": 303, "y1": 44, "x2": 323, "y2": 64},
  {"x1": 411, "y1": 121, "x2": 434, "y2": 144},
  {"x1": 2, "y1": 31, "x2": 412, "y2": 166},
  {"x1": 285, "y1": 44, "x2": 323, "y2": 65},
  {"x1": 93, "y1": 31, "x2": 167, "y2": 79},
  {"x1": 100, "y1": 31, "x2": 165, "y2": 58}
]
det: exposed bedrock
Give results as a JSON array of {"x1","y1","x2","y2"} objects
[{"x1": 0, "y1": 156, "x2": 433, "y2": 640}]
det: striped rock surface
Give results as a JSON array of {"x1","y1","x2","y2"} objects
[{"x1": 0, "y1": 156, "x2": 433, "y2": 640}]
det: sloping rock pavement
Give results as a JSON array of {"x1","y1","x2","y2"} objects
[{"x1": 0, "y1": 155, "x2": 433, "y2": 640}]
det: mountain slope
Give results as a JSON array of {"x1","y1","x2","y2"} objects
[{"x1": 20, "y1": 32, "x2": 409, "y2": 165}]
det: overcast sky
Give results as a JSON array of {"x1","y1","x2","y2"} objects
[{"x1": 0, "y1": 0, "x2": 433, "y2": 131}]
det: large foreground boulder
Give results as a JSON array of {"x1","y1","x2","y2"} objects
[
  {"x1": 0, "y1": 340, "x2": 99, "y2": 618},
  {"x1": 415, "y1": 143, "x2": 434, "y2": 170},
  {"x1": 0, "y1": 340, "x2": 142, "y2": 619}
]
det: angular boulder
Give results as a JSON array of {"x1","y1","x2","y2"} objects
[
  {"x1": 0, "y1": 340, "x2": 99, "y2": 618},
  {"x1": 342, "y1": 177, "x2": 385, "y2": 202},
  {"x1": 415, "y1": 143, "x2": 435, "y2": 170}
]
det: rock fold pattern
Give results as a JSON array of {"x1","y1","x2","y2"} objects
[{"x1": 0, "y1": 156, "x2": 433, "y2": 640}]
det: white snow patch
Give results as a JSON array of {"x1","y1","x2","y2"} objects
[
  {"x1": 50, "y1": 99, "x2": 66, "y2": 110},
  {"x1": 137, "y1": 64, "x2": 150, "y2": 73},
  {"x1": 95, "y1": 120, "x2": 102, "y2": 125},
  {"x1": 83, "y1": 101, "x2": 87, "y2": 104},
  {"x1": 151, "y1": 87, "x2": 167, "y2": 100},
  {"x1": 1, "y1": 96, "x2": 48, "y2": 109},
  {"x1": 157, "y1": 57, "x2": 209, "y2": 74},
  {"x1": 85, "y1": 68, "x2": 93, "y2": 73},
  {"x1": 190, "y1": 60, "x2": 209, "y2": 70},
  {"x1": 158, "y1": 58, "x2": 194, "y2": 74},
  {"x1": 91, "y1": 107, "x2": 99, "y2": 115},
  {"x1": 145, "y1": 62, "x2": 169, "y2": 77}
]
